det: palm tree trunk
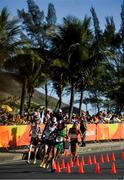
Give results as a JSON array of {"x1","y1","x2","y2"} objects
[
  {"x1": 45, "y1": 83, "x2": 48, "y2": 110},
  {"x1": 58, "y1": 95, "x2": 62, "y2": 109},
  {"x1": 20, "y1": 77, "x2": 27, "y2": 116},
  {"x1": 28, "y1": 93, "x2": 33, "y2": 111},
  {"x1": 97, "y1": 103, "x2": 100, "y2": 113},
  {"x1": 79, "y1": 90, "x2": 83, "y2": 116},
  {"x1": 69, "y1": 82, "x2": 76, "y2": 120},
  {"x1": 55, "y1": 95, "x2": 62, "y2": 110},
  {"x1": 55, "y1": 100, "x2": 59, "y2": 111},
  {"x1": 58, "y1": 85, "x2": 62, "y2": 109}
]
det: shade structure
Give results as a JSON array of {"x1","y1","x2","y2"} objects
[{"x1": 1, "y1": 105, "x2": 13, "y2": 112}]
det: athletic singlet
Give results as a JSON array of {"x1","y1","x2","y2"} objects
[
  {"x1": 44, "y1": 124, "x2": 57, "y2": 140},
  {"x1": 31, "y1": 126, "x2": 41, "y2": 138},
  {"x1": 56, "y1": 129, "x2": 66, "y2": 142},
  {"x1": 68, "y1": 127, "x2": 80, "y2": 141}
]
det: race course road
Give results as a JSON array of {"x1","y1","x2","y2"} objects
[{"x1": 0, "y1": 149, "x2": 124, "y2": 179}]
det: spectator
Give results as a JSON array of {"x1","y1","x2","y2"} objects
[
  {"x1": 43, "y1": 110, "x2": 51, "y2": 124},
  {"x1": 34, "y1": 108, "x2": 41, "y2": 122},
  {"x1": 71, "y1": 113, "x2": 78, "y2": 125},
  {"x1": 80, "y1": 116, "x2": 87, "y2": 147}
]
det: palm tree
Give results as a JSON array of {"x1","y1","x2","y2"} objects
[
  {"x1": 0, "y1": 7, "x2": 21, "y2": 66},
  {"x1": 102, "y1": 9, "x2": 124, "y2": 114},
  {"x1": 83, "y1": 98, "x2": 90, "y2": 112},
  {"x1": 26, "y1": 59, "x2": 47, "y2": 110},
  {"x1": 52, "y1": 11, "x2": 113, "y2": 118},
  {"x1": 5, "y1": 50, "x2": 45, "y2": 115},
  {"x1": 51, "y1": 61, "x2": 68, "y2": 109},
  {"x1": 18, "y1": 0, "x2": 57, "y2": 110},
  {"x1": 51, "y1": 16, "x2": 94, "y2": 119}
]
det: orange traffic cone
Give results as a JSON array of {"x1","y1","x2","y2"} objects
[
  {"x1": 61, "y1": 159, "x2": 65, "y2": 169},
  {"x1": 122, "y1": 151, "x2": 124, "y2": 160},
  {"x1": 111, "y1": 162, "x2": 116, "y2": 174},
  {"x1": 69, "y1": 158, "x2": 73, "y2": 167},
  {"x1": 95, "y1": 163, "x2": 101, "y2": 174},
  {"x1": 56, "y1": 162, "x2": 61, "y2": 173},
  {"x1": 81, "y1": 155, "x2": 85, "y2": 166},
  {"x1": 105, "y1": 153, "x2": 110, "y2": 163},
  {"x1": 88, "y1": 155, "x2": 92, "y2": 165},
  {"x1": 111, "y1": 152, "x2": 115, "y2": 161},
  {"x1": 100, "y1": 154, "x2": 104, "y2": 163},
  {"x1": 66, "y1": 163, "x2": 71, "y2": 173},
  {"x1": 79, "y1": 162, "x2": 84, "y2": 173},
  {"x1": 76, "y1": 156, "x2": 80, "y2": 166},
  {"x1": 92, "y1": 155, "x2": 97, "y2": 164},
  {"x1": 52, "y1": 159, "x2": 56, "y2": 169}
]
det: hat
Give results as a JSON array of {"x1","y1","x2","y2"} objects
[
  {"x1": 57, "y1": 109, "x2": 62, "y2": 113},
  {"x1": 51, "y1": 117, "x2": 57, "y2": 124}
]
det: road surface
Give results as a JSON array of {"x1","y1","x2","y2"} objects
[{"x1": 0, "y1": 149, "x2": 124, "y2": 179}]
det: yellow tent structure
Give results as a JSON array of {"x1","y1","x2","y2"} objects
[{"x1": 1, "y1": 105, "x2": 13, "y2": 112}]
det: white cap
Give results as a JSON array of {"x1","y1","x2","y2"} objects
[
  {"x1": 57, "y1": 109, "x2": 62, "y2": 113},
  {"x1": 52, "y1": 117, "x2": 57, "y2": 124}
]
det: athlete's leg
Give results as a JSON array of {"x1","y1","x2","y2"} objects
[
  {"x1": 27, "y1": 144, "x2": 33, "y2": 164},
  {"x1": 33, "y1": 145, "x2": 39, "y2": 164},
  {"x1": 40, "y1": 144, "x2": 50, "y2": 167},
  {"x1": 50, "y1": 146, "x2": 56, "y2": 172}
]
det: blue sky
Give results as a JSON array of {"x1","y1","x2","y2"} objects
[
  {"x1": 0, "y1": 0, "x2": 123, "y2": 113},
  {"x1": 0, "y1": 0, "x2": 123, "y2": 30}
]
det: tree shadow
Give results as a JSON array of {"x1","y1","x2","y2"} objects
[{"x1": 9, "y1": 127, "x2": 17, "y2": 147}]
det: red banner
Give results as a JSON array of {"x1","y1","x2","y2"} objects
[{"x1": 86, "y1": 124, "x2": 96, "y2": 141}]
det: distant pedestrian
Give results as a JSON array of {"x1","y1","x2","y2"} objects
[{"x1": 80, "y1": 117, "x2": 87, "y2": 147}]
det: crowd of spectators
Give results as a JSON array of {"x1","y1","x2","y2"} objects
[{"x1": 0, "y1": 105, "x2": 124, "y2": 125}]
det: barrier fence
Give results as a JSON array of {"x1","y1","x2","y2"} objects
[{"x1": 0, "y1": 123, "x2": 124, "y2": 148}]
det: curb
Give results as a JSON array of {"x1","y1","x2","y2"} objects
[
  {"x1": 0, "y1": 153, "x2": 23, "y2": 164},
  {"x1": 78, "y1": 141, "x2": 124, "y2": 154}
]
